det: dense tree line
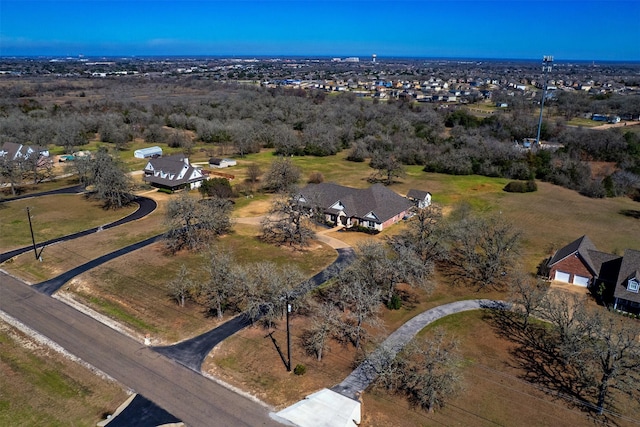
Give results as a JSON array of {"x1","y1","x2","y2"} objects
[{"x1": 1, "y1": 76, "x2": 639, "y2": 198}]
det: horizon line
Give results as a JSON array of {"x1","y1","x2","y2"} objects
[{"x1": 2, "y1": 54, "x2": 639, "y2": 64}]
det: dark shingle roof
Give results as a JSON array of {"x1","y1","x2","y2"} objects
[
  {"x1": 407, "y1": 189, "x2": 430, "y2": 200},
  {"x1": 144, "y1": 155, "x2": 202, "y2": 188},
  {"x1": 587, "y1": 249, "x2": 621, "y2": 279},
  {"x1": 547, "y1": 235, "x2": 599, "y2": 274},
  {"x1": 614, "y1": 249, "x2": 640, "y2": 304},
  {"x1": 0, "y1": 142, "x2": 46, "y2": 160},
  {"x1": 299, "y1": 183, "x2": 412, "y2": 224}
]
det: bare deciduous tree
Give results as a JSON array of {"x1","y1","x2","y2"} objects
[
  {"x1": 246, "y1": 163, "x2": 262, "y2": 184},
  {"x1": 263, "y1": 157, "x2": 301, "y2": 193},
  {"x1": 261, "y1": 193, "x2": 315, "y2": 247},
  {"x1": 387, "y1": 204, "x2": 445, "y2": 264},
  {"x1": 0, "y1": 155, "x2": 21, "y2": 196},
  {"x1": 167, "y1": 264, "x2": 192, "y2": 307},
  {"x1": 508, "y1": 272, "x2": 548, "y2": 330},
  {"x1": 374, "y1": 328, "x2": 463, "y2": 413},
  {"x1": 445, "y1": 212, "x2": 521, "y2": 290},
  {"x1": 198, "y1": 246, "x2": 236, "y2": 319},
  {"x1": 165, "y1": 193, "x2": 232, "y2": 253},
  {"x1": 369, "y1": 151, "x2": 405, "y2": 185},
  {"x1": 588, "y1": 310, "x2": 640, "y2": 415},
  {"x1": 301, "y1": 301, "x2": 339, "y2": 361},
  {"x1": 91, "y1": 148, "x2": 135, "y2": 209}
]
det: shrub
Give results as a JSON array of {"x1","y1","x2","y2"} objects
[
  {"x1": 503, "y1": 180, "x2": 537, "y2": 193},
  {"x1": 386, "y1": 294, "x2": 402, "y2": 310},
  {"x1": 308, "y1": 171, "x2": 324, "y2": 184},
  {"x1": 157, "y1": 187, "x2": 173, "y2": 194},
  {"x1": 293, "y1": 364, "x2": 306, "y2": 376}
]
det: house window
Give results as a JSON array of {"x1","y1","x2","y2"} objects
[
  {"x1": 627, "y1": 278, "x2": 640, "y2": 293},
  {"x1": 367, "y1": 220, "x2": 376, "y2": 228}
]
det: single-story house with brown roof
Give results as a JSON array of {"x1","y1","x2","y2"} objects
[{"x1": 296, "y1": 183, "x2": 413, "y2": 232}]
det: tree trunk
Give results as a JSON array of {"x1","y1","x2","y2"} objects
[
  {"x1": 355, "y1": 317, "x2": 362, "y2": 349},
  {"x1": 597, "y1": 372, "x2": 610, "y2": 415}
]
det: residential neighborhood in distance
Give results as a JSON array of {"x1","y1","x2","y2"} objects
[{"x1": 1, "y1": 55, "x2": 640, "y2": 427}]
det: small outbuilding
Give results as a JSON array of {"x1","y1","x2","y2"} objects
[
  {"x1": 134, "y1": 146, "x2": 163, "y2": 159},
  {"x1": 209, "y1": 158, "x2": 237, "y2": 168},
  {"x1": 406, "y1": 189, "x2": 432, "y2": 209}
]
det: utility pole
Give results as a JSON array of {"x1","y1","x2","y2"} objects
[
  {"x1": 286, "y1": 294, "x2": 292, "y2": 372},
  {"x1": 26, "y1": 207, "x2": 38, "y2": 260},
  {"x1": 535, "y1": 55, "x2": 553, "y2": 146}
]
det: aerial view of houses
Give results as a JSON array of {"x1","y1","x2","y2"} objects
[{"x1": 1, "y1": 2, "x2": 639, "y2": 424}]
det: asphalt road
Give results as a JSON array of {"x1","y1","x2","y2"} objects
[
  {"x1": 0, "y1": 195, "x2": 157, "y2": 263},
  {"x1": 0, "y1": 271, "x2": 282, "y2": 427}
]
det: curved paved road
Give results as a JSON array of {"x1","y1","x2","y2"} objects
[
  {"x1": 33, "y1": 233, "x2": 164, "y2": 295},
  {"x1": 155, "y1": 247, "x2": 356, "y2": 371},
  {"x1": 0, "y1": 271, "x2": 281, "y2": 427},
  {"x1": 0, "y1": 184, "x2": 84, "y2": 202},
  {"x1": 0, "y1": 195, "x2": 157, "y2": 263},
  {"x1": 332, "y1": 299, "x2": 509, "y2": 399}
]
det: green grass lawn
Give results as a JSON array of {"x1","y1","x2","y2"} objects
[
  {"x1": 0, "y1": 321, "x2": 127, "y2": 426},
  {"x1": 0, "y1": 195, "x2": 138, "y2": 252},
  {"x1": 567, "y1": 117, "x2": 602, "y2": 127}
]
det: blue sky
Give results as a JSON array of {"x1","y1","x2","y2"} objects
[{"x1": 1, "y1": 0, "x2": 638, "y2": 60}]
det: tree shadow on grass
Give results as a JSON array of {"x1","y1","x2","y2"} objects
[
  {"x1": 482, "y1": 310, "x2": 598, "y2": 416},
  {"x1": 619, "y1": 209, "x2": 640, "y2": 219}
]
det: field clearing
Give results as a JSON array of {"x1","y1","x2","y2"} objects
[
  {"x1": 0, "y1": 319, "x2": 127, "y2": 426},
  {"x1": 0, "y1": 194, "x2": 138, "y2": 252},
  {"x1": 567, "y1": 117, "x2": 605, "y2": 127}
]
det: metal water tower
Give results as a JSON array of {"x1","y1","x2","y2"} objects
[
  {"x1": 372, "y1": 54, "x2": 377, "y2": 63},
  {"x1": 535, "y1": 55, "x2": 553, "y2": 146}
]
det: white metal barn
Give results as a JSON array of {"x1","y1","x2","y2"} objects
[{"x1": 134, "y1": 146, "x2": 163, "y2": 159}]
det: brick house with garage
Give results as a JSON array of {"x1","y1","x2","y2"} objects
[{"x1": 546, "y1": 235, "x2": 640, "y2": 314}]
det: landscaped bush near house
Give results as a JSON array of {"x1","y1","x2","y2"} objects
[
  {"x1": 503, "y1": 180, "x2": 537, "y2": 193},
  {"x1": 157, "y1": 187, "x2": 173, "y2": 194}
]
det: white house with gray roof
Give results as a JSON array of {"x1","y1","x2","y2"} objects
[{"x1": 143, "y1": 154, "x2": 204, "y2": 191}]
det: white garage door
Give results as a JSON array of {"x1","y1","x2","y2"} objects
[
  {"x1": 554, "y1": 271, "x2": 571, "y2": 283},
  {"x1": 573, "y1": 275, "x2": 590, "y2": 287}
]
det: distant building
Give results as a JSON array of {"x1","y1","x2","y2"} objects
[
  {"x1": 134, "y1": 146, "x2": 163, "y2": 159},
  {"x1": 208, "y1": 158, "x2": 237, "y2": 168}
]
